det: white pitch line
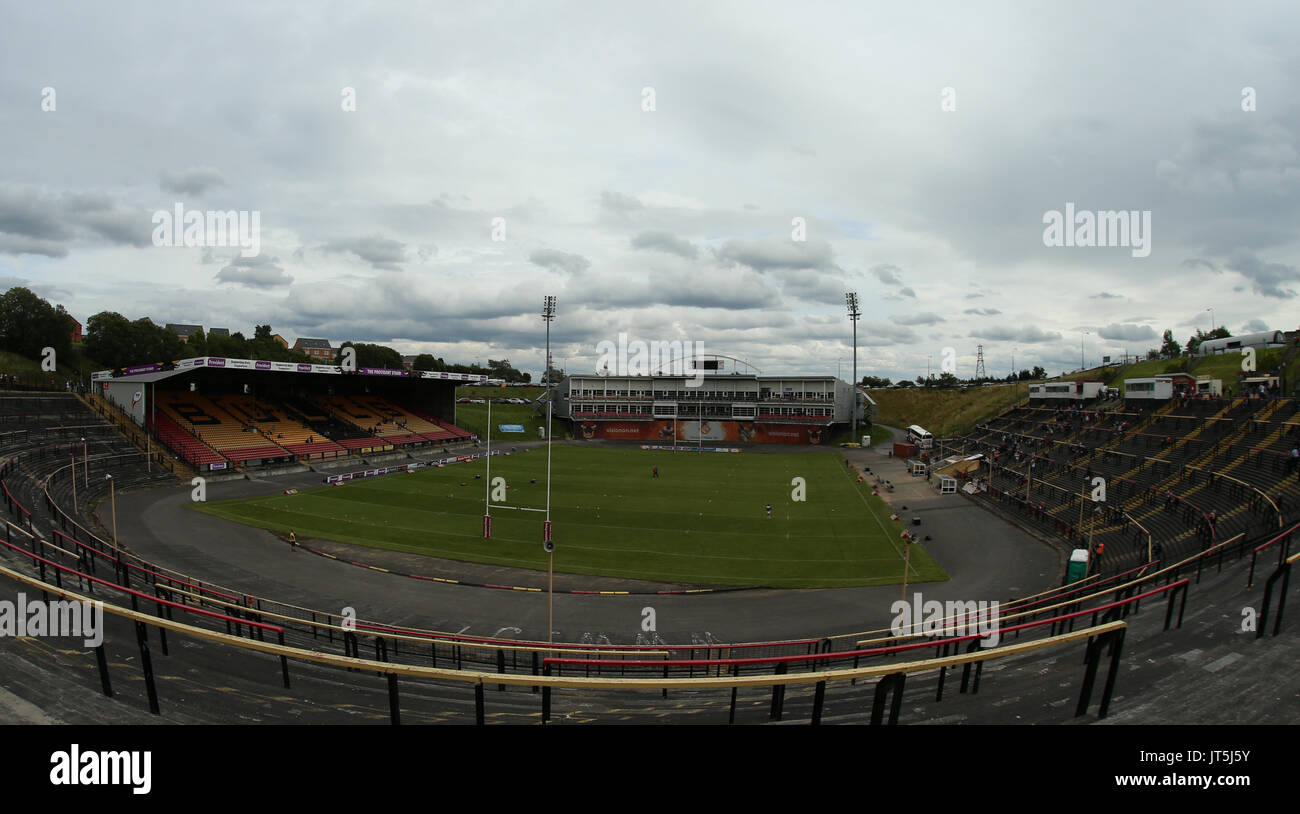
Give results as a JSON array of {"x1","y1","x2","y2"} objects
[{"x1": 838, "y1": 461, "x2": 918, "y2": 578}]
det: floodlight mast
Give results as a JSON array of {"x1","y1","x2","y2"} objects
[
  {"x1": 846, "y1": 292, "x2": 861, "y2": 444},
  {"x1": 542, "y1": 295, "x2": 557, "y2": 648}
]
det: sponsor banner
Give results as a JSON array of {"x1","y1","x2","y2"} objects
[
  {"x1": 498, "y1": 424, "x2": 525, "y2": 433},
  {"x1": 208, "y1": 357, "x2": 227, "y2": 368},
  {"x1": 255, "y1": 360, "x2": 272, "y2": 370},
  {"x1": 324, "y1": 450, "x2": 501, "y2": 483},
  {"x1": 639, "y1": 444, "x2": 741, "y2": 453},
  {"x1": 419, "y1": 371, "x2": 488, "y2": 382},
  {"x1": 209, "y1": 462, "x2": 227, "y2": 471},
  {"x1": 581, "y1": 420, "x2": 826, "y2": 444},
  {"x1": 360, "y1": 367, "x2": 409, "y2": 377}
]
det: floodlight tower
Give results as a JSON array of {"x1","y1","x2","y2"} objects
[
  {"x1": 975, "y1": 344, "x2": 986, "y2": 380},
  {"x1": 541, "y1": 295, "x2": 557, "y2": 647},
  {"x1": 846, "y1": 292, "x2": 861, "y2": 443}
]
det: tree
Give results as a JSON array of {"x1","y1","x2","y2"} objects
[
  {"x1": 0, "y1": 287, "x2": 73, "y2": 362},
  {"x1": 184, "y1": 328, "x2": 208, "y2": 356},
  {"x1": 860, "y1": 375, "x2": 892, "y2": 388},
  {"x1": 1031, "y1": 365, "x2": 1046, "y2": 379},
  {"x1": 1160, "y1": 329, "x2": 1181, "y2": 359},
  {"x1": 336, "y1": 341, "x2": 404, "y2": 370},
  {"x1": 412, "y1": 353, "x2": 439, "y2": 372},
  {"x1": 83, "y1": 312, "x2": 183, "y2": 369},
  {"x1": 1186, "y1": 326, "x2": 1231, "y2": 355}
]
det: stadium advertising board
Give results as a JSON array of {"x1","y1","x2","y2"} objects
[
  {"x1": 324, "y1": 450, "x2": 502, "y2": 484},
  {"x1": 498, "y1": 424, "x2": 525, "y2": 432},
  {"x1": 577, "y1": 419, "x2": 826, "y2": 444}
]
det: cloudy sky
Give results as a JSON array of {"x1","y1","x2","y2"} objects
[{"x1": 2, "y1": 1, "x2": 1297, "y2": 382}]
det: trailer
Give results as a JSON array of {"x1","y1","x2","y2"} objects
[
  {"x1": 1194, "y1": 376, "x2": 1222, "y2": 397},
  {"x1": 1124, "y1": 376, "x2": 1174, "y2": 400},
  {"x1": 1028, "y1": 380, "x2": 1105, "y2": 400}
]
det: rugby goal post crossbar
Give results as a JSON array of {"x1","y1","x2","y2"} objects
[{"x1": 487, "y1": 504, "x2": 548, "y2": 513}]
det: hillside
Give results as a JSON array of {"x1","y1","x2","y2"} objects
[{"x1": 865, "y1": 381, "x2": 1030, "y2": 438}]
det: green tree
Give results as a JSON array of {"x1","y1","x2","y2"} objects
[
  {"x1": 336, "y1": 341, "x2": 404, "y2": 370},
  {"x1": 0, "y1": 287, "x2": 74, "y2": 362},
  {"x1": 412, "y1": 353, "x2": 440, "y2": 371},
  {"x1": 1160, "y1": 329, "x2": 1181, "y2": 358}
]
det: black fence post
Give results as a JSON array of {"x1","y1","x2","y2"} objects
[
  {"x1": 769, "y1": 662, "x2": 787, "y2": 721},
  {"x1": 388, "y1": 674, "x2": 400, "y2": 725},
  {"x1": 277, "y1": 631, "x2": 290, "y2": 688},
  {"x1": 811, "y1": 680, "x2": 826, "y2": 725},
  {"x1": 94, "y1": 642, "x2": 113, "y2": 698},
  {"x1": 134, "y1": 621, "x2": 160, "y2": 715},
  {"x1": 542, "y1": 664, "x2": 552, "y2": 724},
  {"x1": 475, "y1": 681, "x2": 485, "y2": 725}
]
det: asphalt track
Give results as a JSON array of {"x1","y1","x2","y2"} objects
[{"x1": 108, "y1": 428, "x2": 1062, "y2": 646}]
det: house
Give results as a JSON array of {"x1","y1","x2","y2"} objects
[
  {"x1": 293, "y1": 337, "x2": 335, "y2": 361},
  {"x1": 402, "y1": 355, "x2": 417, "y2": 370},
  {"x1": 208, "y1": 328, "x2": 230, "y2": 338},
  {"x1": 67, "y1": 315, "x2": 82, "y2": 345},
  {"x1": 165, "y1": 323, "x2": 203, "y2": 342},
  {"x1": 272, "y1": 334, "x2": 288, "y2": 349}
]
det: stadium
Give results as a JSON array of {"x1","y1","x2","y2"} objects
[
  {"x1": 1, "y1": 326, "x2": 1297, "y2": 729},
  {"x1": 5, "y1": 7, "x2": 1300, "y2": 790}
]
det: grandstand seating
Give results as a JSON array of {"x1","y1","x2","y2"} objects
[
  {"x1": 314, "y1": 395, "x2": 470, "y2": 446},
  {"x1": 153, "y1": 411, "x2": 227, "y2": 467},
  {"x1": 155, "y1": 393, "x2": 292, "y2": 463},
  {"x1": 213, "y1": 394, "x2": 347, "y2": 458},
  {"x1": 945, "y1": 395, "x2": 1299, "y2": 575}
]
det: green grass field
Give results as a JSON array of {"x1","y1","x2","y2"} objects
[{"x1": 192, "y1": 445, "x2": 947, "y2": 589}]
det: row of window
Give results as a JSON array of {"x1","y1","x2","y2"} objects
[
  {"x1": 571, "y1": 405, "x2": 832, "y2": 418},
  {"x1": 573, "y1": 390, "x2": 832, "y2": 400}
]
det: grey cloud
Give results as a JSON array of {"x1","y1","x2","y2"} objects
[
  {"x1": 215, "y1": 257, "x2": 295, "y2": 289},
  {"x1": 529, "y1": 247, "x2": 591, "y2": 275},
  {"x1": 1089, "y1": 292, "x2": 1123, "y2": 299},
  {"x1": 600, "y1": 191, "x2": 643, "y2": 215},
  {"x1": 159, "y1": 167, "x2": 226, "y2": 196},
  {"x1": 1097, "y1": 323, "x2": 1157, "y2": 342},
  {"x1": 963, "y1": 308, "x2": 1001, "y2": 316},
  {"x1": 630, "y1": 230, "x2": 698, "y2": 259},
  {"x1": 970, "y1": 325, "x2": 1062, "y2": 343},
  {"x1": 0, "y1": 233, "x2": 67, "y2": 258},
  {"x1": 1224, "y1": 251, "x2": 1299, "y2": 299},
  {"x1": 714, "y1": 237, "x2": 837, "y2": 272},
  {"x1": 0, "y1": 187, "x2": 72, "y2": 242},
  {"x1": 1241, "y1": 318, "x2": 1269, "y2": 333},
  {"x1": 871, "y1": 264, "x2": 903, "y2": 286},
  {"x1": 891, "y1": 312, "x2": 945, "y2": 326},
  {"x1": 322, "y1": 236, "x2": 407, "y2": 270}
]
